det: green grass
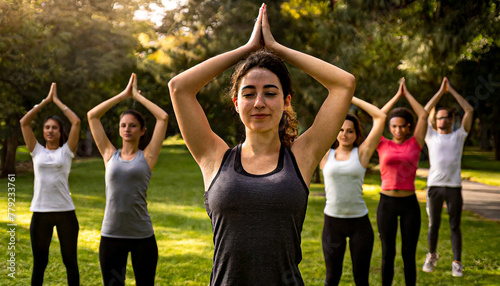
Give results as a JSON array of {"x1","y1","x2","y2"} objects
[{"x1": 1, "y1": 144, "x2": 499, "y2": 285}]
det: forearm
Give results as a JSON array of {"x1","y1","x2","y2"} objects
[
  {"x1": 53, "y1": 98, "x2": 80, "y2": 125},
  {"x1": 449, "y1": 87, "x2": 473, "y2": 112},
  {"x1": 424, "y1": 90, "x2": 445, "y2": 112},
  {"x1": 169, "y1": 45, "x2": 254, "y2": 98},
  {"x1": 352, "y1": 97, "x2": 385, "y2": 119},
  {"x1": 20, "y1": 99, "x2": 49, "y2": 126},
  {"x1": 405, "y1": 90, "x2": 428, "y2": 119},
  {"x1": 134, "y1": 94, "x2": 168, "y2": 121},
  {"x1": 87, "y1": 93, "x2": 127, "y2": 119},
  {"x1": 381, "y1": 93, "x2": 401, "y2": 114},
  {"x1": 272, "y1": 43, "x2": 355, "y2": 92}
]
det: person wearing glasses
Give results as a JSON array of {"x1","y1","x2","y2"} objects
[{"x1": 422, "y1": 77, "x2": 474, "y2": 277}]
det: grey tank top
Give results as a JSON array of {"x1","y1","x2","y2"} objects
[
  {"x1": 205, "y1": 144, "x2": 309, "y2": 286},
  {"x1": 101, "y1": 149, "x2": 153, "y2": 238}
]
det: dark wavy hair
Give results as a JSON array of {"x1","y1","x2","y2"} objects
[
  {"x1": 120, "y1": 109, "x2": 146, "y2": 130},
  {"x1": 43, "y1": 115, "x2": 68, "y2": 147},
  {"x1": 332, "y1": 114, "x2": 363, "y2": 149},
  {"x1": 229, "y1": 50, "x2": 298, "y2": 147},
  {"x1": 387, "y1": 107, "x2": 415, "y2": 137}
]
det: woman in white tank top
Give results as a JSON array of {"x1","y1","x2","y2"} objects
[{"x1": 319, "y1": 97, "x2": 386, "y2": 285}]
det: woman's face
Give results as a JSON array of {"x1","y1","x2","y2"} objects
[
  {"x1": 119, "y1": 114, "x2": 144, "y2": 143},
  {"x1": 389, "y1": 117, "x2": 410, "y2": 141},
  {"x1": 43, "y1": 119, "x2": 61, "y2": 144},
  {"x1": 337, "y1": 120, "x2": 357, "y2": 147},
  {"x1": 233, "y1": 68, "x2": 290, "y2": 134}
]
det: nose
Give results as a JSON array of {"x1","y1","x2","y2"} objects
[{"x1": 254, "y1": 93, "x2": 265, "y2": 109}]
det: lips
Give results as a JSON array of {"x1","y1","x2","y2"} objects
[{"x1": 251, "y1": 113, "x2": 269, "y2": 119}]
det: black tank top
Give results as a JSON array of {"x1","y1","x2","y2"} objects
[{"x1": 205, "y1": 144, "x2": 309, "y2": 285}]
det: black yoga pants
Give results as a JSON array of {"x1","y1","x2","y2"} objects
[
  {"x1": 99, "y1": 234, "x2": 158, "y2": 286},
  {"x1": 322, "y1": 214, "x2": 374, "y2": 286},
  {"x1": 377, "y1": 193, "x2": 421, "y2": 286},
  {"x1": 30, "y1": 210, "x2": 80, "y2": 286}
]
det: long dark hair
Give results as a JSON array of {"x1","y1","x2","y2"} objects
[
  {"x1": 229, "y1": 50, "x2": 298, "y2": 147},
  {"x1": 331, "y1": 114, "x2": 363, "y2": 149},
  {"x1": 43, "y1": 115, "x2": 68, "y2": 147}
]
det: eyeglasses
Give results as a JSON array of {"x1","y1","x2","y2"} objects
[{"x1": 436, "y1": 116, "x2": 452, "y2": 121}]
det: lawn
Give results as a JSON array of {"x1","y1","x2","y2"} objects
[{"x1": 1, "y1": 143, "x2": 499, "y2": 285}]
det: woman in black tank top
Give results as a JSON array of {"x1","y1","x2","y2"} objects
[{"x1": 168, "y1": 4, "x2": 355, "y2": 285}]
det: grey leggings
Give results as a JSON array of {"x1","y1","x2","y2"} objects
[{"x1": 426, "y1": 186, "x2": 462, "y2": 261}]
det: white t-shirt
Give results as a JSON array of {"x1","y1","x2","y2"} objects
[
  {"x1": 30, "y1": 142, "x2": 75, "y2": 212},
  {"x1": 425, "y1": 121, "x2": 468, "y2": 187}
]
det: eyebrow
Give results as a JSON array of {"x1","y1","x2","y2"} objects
[{"x1": 241, "y1": 84, "x2": 280, "y2": 90}]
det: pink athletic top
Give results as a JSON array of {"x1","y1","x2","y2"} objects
[{"x1": 377, "y1": 136, "x2": 422, "y2": 191}]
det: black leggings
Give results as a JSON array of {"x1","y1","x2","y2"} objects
[
  {"x1": 426, "y1": 186, "x2": 462, "y2": 261},
  {"x1": 99, "y1": 235, "x2": 158, "y2": 286},
  {"x1": 377, "y1": 194, "x2": 421, "y2": 286},
  {"x1": 322, "y1": 214, "x2": 374, "y2": 286},
  {"x1": 30, "y1": 211, "x2": 80, "y2": 286}
]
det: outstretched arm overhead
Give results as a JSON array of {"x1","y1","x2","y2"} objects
[
  {"x1": 260, "y1": 6, "x2": 355, "y2": 183},
  {"x1": 20, "y1": 84, "x2": 55, "y2": 152},
  {"x1": 381, "y1": 78, "x2": 404, "y2": 114},
  {"x1": 401, "y1": 80, "x2": 428, "y2": 147},
  {"x1": 51, "y1": 84, "x2": 81, "y2": 155},
  {"x1": 131, "y1": 74, "x2": 169, "y2": 171},
  {"x1": 448, "y1": 80, "x2": 474, "y2": 132},
  {"x1": 168, "y1": 5, "x2": 265, "y2": 187},
  {"x1": 354, "y1": 97, "x2": 386, "y2": 168},
  {"x1": 87, "y1": 74, "x2": 135, "y2": 165},
  {"x1": 425, "y1": 77, "x2": 449, "y2": 128}
]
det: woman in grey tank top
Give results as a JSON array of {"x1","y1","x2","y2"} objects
[
  {"x1": 319, "y1": 97, "x2": 386, "y2": 285},
  {"x1": 88, "y1": 73, "x2": 168, "y2": 286},
  {"x1": 168, "y1": 4, "x2": 355, "y2": 285}
]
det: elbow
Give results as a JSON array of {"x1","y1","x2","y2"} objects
[
  {"x1": 159, "y1": 112, "x2": 169, "y2": 122},
  {"x1": 419, "y1": 110, "x2": 429, "y2": 120},
  {"x1": 168, "y1": 77, "x2": 181, "y2": 98},
  {"x1": 73, "y1": 118, "x2": 81, "y2": 127},
  {"x1": 345, "y1": 74, "x2": 356, "y2": 93},
  {"x1": 87, "y1": 110, "x2": 96, "y2": 121}
]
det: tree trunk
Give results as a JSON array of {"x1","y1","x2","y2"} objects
[
  {"x1": 494, "y1": 128, "x2": 500, "y2": 161},
  {"x1": 1, "y1": 126, "x2": 19, "y2": 178},
  {"x1": 479, "y1": 114, "x2": 492, "y2": 150}
]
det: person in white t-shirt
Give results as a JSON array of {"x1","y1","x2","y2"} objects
[
  {"x1": 20, "y1": 83, "x2": 81, "y2": 286},
  {"x1": 422, "y1": 77, "x2": 474, "y2": 277}
]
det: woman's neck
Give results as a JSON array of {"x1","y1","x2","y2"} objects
[
  {"x1": 121, "y1": 142, "x2": 139, "y2": 155},
  {"x1": 336, "y1": 144, "x2": 354, "y2": 153},
  {"x1": 45, "y1": 141, "x2": 60, "y2": 150},
  {"x1": 242, "y1": 130, "x2": 281, "y2": 155}
]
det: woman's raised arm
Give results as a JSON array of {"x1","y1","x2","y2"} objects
[
  {"x1": 52, "y1": 84, "x2": 81, "y2": 154},
  {"x1": 261, "y1": 5, "x2": 355, "y2": 182},
  {"x1": 168, "y1": 5, "x2": 265, "y2": 183},
  {"x1": 87, "y1": 76, "x2": 133, "y2": 164},
  {"x1": 131, "y1": 74, "x2": 169, "y2": 171},
  {"x1": 354, "y1": 97, "x2": 386, "y2": 168},
  {"x1": 20, "y1": 84, "x2": 54, "y2": 152}
]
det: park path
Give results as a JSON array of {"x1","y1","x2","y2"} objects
[{"x1": 416, "y1": 169, "x2": 500, "y2": 222}]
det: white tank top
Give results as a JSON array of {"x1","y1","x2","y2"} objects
[{"x1": 323, "y1": 148, "x2": 368, "y2": 218}]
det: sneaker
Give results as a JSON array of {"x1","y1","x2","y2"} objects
[
  {"x1": 452, "y1": 261, "x2": 464, "y2": 277},
  {"x1": 423, "y1": 253, "x2": 440, "y2": 272}
]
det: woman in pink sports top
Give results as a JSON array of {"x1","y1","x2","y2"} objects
[{"x1": 376, "y1": 78, "x2": 429, "y2": 286}]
